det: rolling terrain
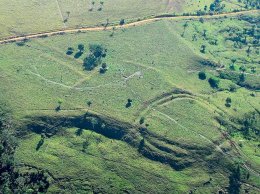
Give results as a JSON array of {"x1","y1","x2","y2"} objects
[{"x1": 0, "y1": 0, "x2": 259, "y2": 193}]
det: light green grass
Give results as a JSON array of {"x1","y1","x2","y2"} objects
[{"x1": 1, "y1": 12, "x2": 259, "y2": 193}]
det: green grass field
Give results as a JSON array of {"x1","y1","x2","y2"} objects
[
  {"x1": 0, "y1": 0, "x2": 254, "y2": 39},
  {"x1": 0, "y1": 1, "x2": 259, "y2": 193}
]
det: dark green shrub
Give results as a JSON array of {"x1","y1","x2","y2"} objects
[{"x1": 198, "y1": 71, "x2": 207, "y2": 80}]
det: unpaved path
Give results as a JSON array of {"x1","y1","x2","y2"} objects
[{"x1": 0, "y1": 9, "x2": 258, "y2": 44}]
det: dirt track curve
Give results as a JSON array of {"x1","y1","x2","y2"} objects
[{"x1": 0, "y1": 9, "x2": 259, "y2": 45}]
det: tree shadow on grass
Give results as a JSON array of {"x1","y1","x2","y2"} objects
[
  {"x1": 36, "y1": 138, "x2": 44, "y2": 151},
  {"x1": 74, "y1": 51, "x2": 83, "y2": 59}
]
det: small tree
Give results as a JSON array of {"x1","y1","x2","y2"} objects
[
  {"x1": 192, "y1": 34, "x2": 197, "y2": 41},
  {"x1": 228, "y1": 165, "x2": 241, "y2": 194},
  {"x1": 98, "y1": 1, "x2": 104, "y2": 11},
  {"x1": 139, "y1": 117, "x2": 145, "y2": 125},
  {"x1": 99, "y1": 63, "x2": 108, "y2": 74},
  {"x1": 229, "y1": 64, "x2": 235, "y2": 71},
  {"x1": 198, "y1": 71, "x2": 207, "y2": 80},
  {"x1": 87, "y1": 101, "x2": 92, "y2": 107},
  {"x1": 56, "y1": 99, "x2": 63, "y2": 111},
  {"x1": 78, "y1": 44, "x2": 85, "y2": 52},
  {"x1": 66, "y1": 47, "x2": 74, "y2": 55},
  {"x1": 229, "y1": 84, "x2": 237, "y2": 92},
  {"x1": 225, "y1": 97, "x2": 232, "y2": 107},
  {"x1": 239, "y1": 73, "x2": 245, "y2": 82},
  {"x1": 202, "y1": 29, "x2": 207, "y2": 38},
  {"x1": 239, "y1": 65, "x2": 246, "y2": 72},
  {"x1": 125, "y1": 99, "x2": 132, "y2": 108},
  {"x1": 208, "y1": 77, "x2": 220, "y2": 88},
  {"x1": 119, "y1": 19, "x2": 125, "y2": 25},
  {"x1": 200, "y1": 45, "x2": 206, "y2": 53}
]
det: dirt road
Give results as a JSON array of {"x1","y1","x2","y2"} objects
[{"x1": 0, "y1": 9, "x2": 259, "y2": 44}]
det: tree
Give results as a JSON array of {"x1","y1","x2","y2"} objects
[
  {"x1": 200, "y1": 45, "x2": 206, "y2": 53},
  {"x1": 99, "y1": 63, "x2": 108, "y2": 74},
  {"x1": 239, "y1": 73, "x2": 245, "y2": 82},
  {"x1": 125, "y1": 99, "x2": 133, "y2": 108},
  {"x1": 0, "y1": 104, "x2": 50, "y2": 192},
  {"x1": 89, "y1": 44, "x2": 106, "y2": 58},
  {"x1": 229, "y1": 84, "x2": 237, "y2": 92},
  {"x1": 239, "y1": 65, "x2": 246, "y2": 72},
  {"x1": 246, "y1": 46, "x2": 251, "y2": 56},
  {"x1": 198, "y1": 71, "x2": 207, "y2": 80},
  {"x1": 56, "y1": 99, "x2": 63, "y2": 111},
  {"x1": 98, "y1": 1, "x2": 104, "y2": 11},
  {"x1": 66, "y1": 47, "x2": 74, "y2": 55},
  {"x1": 83, "y1": 44, "x2": 107, "y2": 71},
  {"x1": 208, "y1": 77, "x2": 220, "y2": 88},
  {"x1": 192, "y1": 34, "x2": 197, "y2": 41},
  {"x1": 138, "y1": 138, "x2": 145, "y2": 152},
  {"x1": 228, "y1": 165, "x2": 241, "y2": 194},
  {"x1": 202, "y1": 29, "x2": 207, "y2": 38},
  {"x1": 225, "y1": 97, "x2": 232, "y2": 107},
  {"x1": 119, "y1": 19, "x2": 125, "y2": 25},
  {"x1": 87, "y1": 101, "x2": 92, "y2": 107},
  {"x1": 139, "y1": 117, "x2": 145, "y2": 125},
  {"x1": 83, "y1": 53, "x2": 100, "y2": 71},
  {"x1": 78, "y1": 44, "x2": 85, "y2": 52}
]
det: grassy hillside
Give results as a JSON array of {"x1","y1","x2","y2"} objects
[{"x1": 0, "y1": 5, "x2": 259, "y2": 194}]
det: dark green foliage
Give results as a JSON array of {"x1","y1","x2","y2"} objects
[
  {"x1": 139, "y1": 117, "x2": 145, "y2": 125},
  {"x1": 226, "y1": 97, "x2": 232, "y2": 104},
  {"x1": 200, "y1": 59, "x2": 220, "y2": 68},
  {"x1": 78, "y1": 44, "x2": 85, "y2": 52},
  {"x1": 198, "y1": 71, "x2": 206, "y2": 80},
  {"x1": 229, "y1": 84, "x2": 237, "y2": 92},
  {"x1": 228, "y1": 165, "x2": 241, "y2": 194},
  {"x1": 119, "y1": 19, "x2": 125, "y2": 25},
  {"x1": 239, "y1": 65, "x2": 246, "y2": 72},
  {"x1": 200, "y1": 45, "x2": 206, "y2": 53},
  {"x1": 208, "y1": 77, "x2": 220, "y2": 88},
  {"x1": 87, "y1": 101, "x2": 92, "y2": 107},
  {"x1": 240, "y1": 112, "x2": 259, "y2": 139},
  {"x1": 83, "y1": 53, "x2": 101, "y2": 70},
  {"x1": 125, "y1": 99, "x2": 133, "y2": 108},
  {"x1": 74, "y1": 44, "x2": 85, "y2": 58},
  {"x1": 75, "y1": 128, "x2": 83, "y2": 136},
  {"x1": 89, "y1": 44, "x2": 106, "y2": 58},
  {"x1": 210, "y1": 0, "x2": 225, "y2": 12},
  {"x1": 36, "y1": 134, "x2": 45, "y2": 151},
  {"x1": 83, "y1": 44, "x2": 107, "y2": 71},
  {"x1": 99, "y1": 63, "x2": 108, "y2": 74},
  {"x1": 225, "y1": 97, "x2": 232, "y2": 107},
  {"x1": 138, "y1": 138, "x2": 145, "y2": 152},
  {"x1": 239, "y1": 73, "x2": 245, "y2": 82},
  {"x1": 0, "y1": 104, "x2": 50, "y2": 193},
  {"x1": 66, "y1": 47, "x2": 74, "y2": 55}
]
